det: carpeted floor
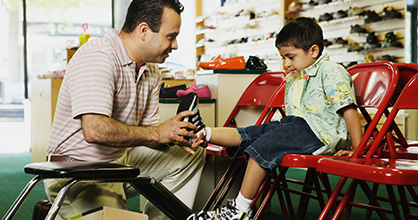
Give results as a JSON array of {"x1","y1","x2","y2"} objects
[{"x1": 1, "y1": 153, "x2": 415, "y2": 219}]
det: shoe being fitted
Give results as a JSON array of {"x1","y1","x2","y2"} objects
[
  {"x1": 188, "y1": 200, "x2": 250, "y2": 220},
  {"x1": 177, "y1": 92, "x2": 206, "y2": 144},
  {"x1": 213, "y1": 199, "x2": 250, "y2": 220}
]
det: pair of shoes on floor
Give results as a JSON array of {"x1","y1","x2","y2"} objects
[
  {"x1": 177, "y1": 92, "x2": 207, "y2": 145},
  {"x1": 187, "y1": 199, "x2": 250, "y2": 220},
  {"x1": 177, "y1": 83, "x2": 211, "y2": 99}
]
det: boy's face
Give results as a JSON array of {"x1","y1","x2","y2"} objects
[{"x1": 278, "y1": 45, "x2": 318, "y2": 76}]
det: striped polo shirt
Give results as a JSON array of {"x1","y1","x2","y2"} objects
[{"x1": 48, "y1": 29, "x2": 161, "y2": 161}]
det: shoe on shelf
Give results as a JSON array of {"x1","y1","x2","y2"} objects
[
  {"x1": 350, "y1": 24, "x2": 367, "y2": 34},
  {"x1": 381, "y1": 55, "x2": 397, "y2": 62},
  {"x1": 187, "y1": 199, "x2": 250, "y2": 220},
  {"x1": 364, "y1": 32, "x2": 380, "y2": 50},
  {"x1": 333, "y1": 10, "x2": 348, "y2": 19},
  {"x1": 198, "y1": 56, "x2": 246, "y2": 70},
  {"x1": 365, "y1": 10, "x2": 381, "y2": 23},
  {"x1": 245, "y1": 56, "x2": 268, "y2": 70},
  {"x1": 382, "y1": 6, "x2": 403, "y2": 20},
  {"x1": 334, "y1": 37, "x2": 348, "y2": 45},
  {"x1": 177, "y1": 92, "x2": 206, "y2": 144},
  {"x1": 318, "y1": 12, "x2": 333, "y2": 22},
  {"x1": 381, "y1": 31, "x2": 403, "y2": 48},
  {"x1": 159, "y1": 83, "x2": 187, "y2": 98},
  {"x1": 364, "y1": 54, "x2": 375, "y2": 63},
  {"x1": 347, "y1": 7, "x2": 364, "y2": 16},
  {"x1": 176, "y1": 83, "x2": 211, "y2": 99},
  {"x1": 347, "y1": 42, "x2": 363, "y2": 52}
]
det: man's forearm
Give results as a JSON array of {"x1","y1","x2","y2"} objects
[{"x1": 81, "y1": 114, "x2": 161, "y2": 147}]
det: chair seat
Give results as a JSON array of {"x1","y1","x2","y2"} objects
[
  {"x1": 281, "y1": 154, "x2": 349, "y2": 168},
  {"x1": 317, "y1": 157, "x2": 418, "y2": 185},
  {"x1": 24, "y1": 162, "x2": 140, "y2": 178}
]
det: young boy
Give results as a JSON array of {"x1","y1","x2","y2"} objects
[{"x1": 187, "y1": 17, "x2": 362, "y2": 220}]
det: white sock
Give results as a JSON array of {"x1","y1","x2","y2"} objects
[
  {"x1": 235, "y1": 191, "x2": 253, "y2": 213},
  {"x1": 205, "y1": 127, "x2": 212, "y2": 142}
]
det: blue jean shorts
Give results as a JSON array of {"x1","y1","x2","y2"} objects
[{"x1": 225, "y1": 116, "x2": 324, "y2": 171}]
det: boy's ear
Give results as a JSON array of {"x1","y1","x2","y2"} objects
[{"x1": 310, "y1": 44, "x2": 320, "y2": 59}]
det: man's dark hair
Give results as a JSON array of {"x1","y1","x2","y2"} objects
[
  {"x1": 276, "y1": 17, "x2": 324, "y2": 56},
  {"x1": 122, "y1": 0, "x2": 184, "y2": 33}
]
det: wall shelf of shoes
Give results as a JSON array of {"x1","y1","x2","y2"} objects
[
  {"x1": 292, "y1": 0, "x2": 405, "y2": 68},
  {"x1": 195, "y1": 0, "x2": 285, "y2": 71}
]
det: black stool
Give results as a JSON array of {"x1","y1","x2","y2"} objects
[{"x1": 3, "y1": 161, "x2": 192, "y2": 220}]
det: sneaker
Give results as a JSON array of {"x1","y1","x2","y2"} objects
[
  {"x1": 210, "y1": 199, "x2": 250, "y2": 220},
  {"x1": 177, "y1": 92, "x2": 206, "y2": 144},
  {"x1": 187, "y1": 211, "x2": 215, "y2": 220}
]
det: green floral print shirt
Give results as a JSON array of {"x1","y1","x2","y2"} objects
[{"x1": 284, "y1": 53, "x2": 357, "y2": 155}]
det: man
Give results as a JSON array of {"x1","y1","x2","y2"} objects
[{"x1": 44, "y1": 0, "x2": 205, "y2": 219}]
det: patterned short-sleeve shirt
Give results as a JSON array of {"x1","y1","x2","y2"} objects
[
  {"x1": 284, "y1": 53, "x2": 357, "y2": 155},
  {"x1": 48, "y1": 29, "x2": 161, "y2": 161}
]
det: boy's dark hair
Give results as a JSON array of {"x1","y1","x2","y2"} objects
[
  {"x1": 122, "y1": 0, "x2": 184, "y2": 33},
  {"x1": 275, "y1": 17, "x2": 324, "y2": 56}
]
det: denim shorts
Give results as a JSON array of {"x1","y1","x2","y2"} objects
[{"x1": 226, "y1": 116, "x2": 324, "y2": 171}]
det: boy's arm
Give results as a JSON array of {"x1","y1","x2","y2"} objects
[{"x1": 334, "y1": 105, "x2": 363, "y2": 156}]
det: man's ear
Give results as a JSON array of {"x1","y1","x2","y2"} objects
[
  {"x1": 136, "y1": 22, "x2": 149, "y2": 41},
  {"x1": 310, "y1": 44, "x2": 320, "y2": 59}
]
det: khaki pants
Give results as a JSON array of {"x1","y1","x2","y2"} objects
[{"x1": 44, "y1": 146, "x2": 205, "y2": 219}]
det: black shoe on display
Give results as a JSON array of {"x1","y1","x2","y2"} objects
[
  {"x1": 382, "y1": 6, "x2": 403, "y2": 20},
  {"x1": 177, "y1": 92, "x2": 206, "y2": 144},
  {"x1": 350, "y1": 24, "x2": 367, "y2": 34},
  {"x1": 319, "y1": 12, "x2": 333, "y2": 22},
  {"x1": 245, "y1": 56, "x2": 268, "y2": 70},
  {"x1": 381, "y1": 32, "x2": 403, "y2": 48},
  {"x1": 364, "y1": 32, "x2": 380, "y2": 50},
  {"x1": 365, "y1": 10, "x2": 381, "y2": 23}
]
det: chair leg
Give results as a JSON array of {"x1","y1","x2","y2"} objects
[
  {"x1": 386, "y1": 184, "x2": 402, "y2": 220},
  {"x1": 295, "y1": 168, "x2": 315, "y2": 220},
  {"x1": 406, "y1": 186, "x2": 418, "y2": 203},
  {"x1": 203, "y1": 158, "x2": 245, "y2": 210},
  {"x1": 45, "y1": 179, "x2": 79, "y2": 220},
  {"x1": 3, "y1": 175, "x2": 44, "y2": 220},
  {"x1": 331, "y1": 179, "x2": 359, "y2": 220},
  {"x1": 252, "y1": 168, "x2": 289, "y2": 220},
  {"x1": 318, "y1": 176, "x2": 348, "y2": 220},
  {"x1": 397, "y1": 185, "x2": 412, "y2": 220},
  {"x1": 362, "y1": 182, "x2": 389, "y2": 220}
]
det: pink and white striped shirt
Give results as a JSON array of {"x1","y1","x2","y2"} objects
[{"x1": 48, "y1": 29, "x2": 161, "y2": 161}]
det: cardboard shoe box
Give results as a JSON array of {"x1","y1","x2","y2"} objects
[{"x1": 69, "y1": 206, "x2": 148, "y2": 220}]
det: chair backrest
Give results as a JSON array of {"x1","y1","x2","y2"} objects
[
  {"x1": 255, "y1": 84, "x2": 286, "y2": 125},
  {"x1": 366, "y1": 73, "x2": 418, "y2": 159},
  {"x1": 223, "y1": 71, "x2": 287, "y2": 127},
  {"x1": 347, "y1": 62, "x2": 399, "y2": 157},
  {"x1": 392, "y1": 63, "x2": 418, "y2": 105}
]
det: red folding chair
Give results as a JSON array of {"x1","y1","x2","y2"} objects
[
  {"x1": 382, "y1": 63, "x2": 418, "y2": 159},
  {"x1": 203, "y1": 71, "x2": 287, "y2": 211},
  {"x1": 251, "y1": 61, "x2": 400, "y2": 220},
  {"x1": 317, "y1": 73, "x2": 418, "y2": 220}
]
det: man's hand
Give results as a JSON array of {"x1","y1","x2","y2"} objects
[{"x1": 157, "y1": 110, "x2": 199, "y2": 152}]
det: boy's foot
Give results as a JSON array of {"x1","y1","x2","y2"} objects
[
  {"x1": 177, "y1": 92, "x2": 206, "y2": 144},
  {"x1": 187, "y1": 199, "x2": 250, "y2": 220}
]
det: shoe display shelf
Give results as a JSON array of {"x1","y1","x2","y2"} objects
[
  {"x1": 195, "y1": 0, "x2": 286, "y2": 71},
  {"x1": 295, "y1": 0, "x2": 406, "y2": 67}
]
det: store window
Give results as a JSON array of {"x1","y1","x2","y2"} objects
[{"x1": 0, "y1": 0, "x2": 112, "y2": 153}]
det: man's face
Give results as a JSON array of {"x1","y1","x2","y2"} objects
[
  {"x1": 145, "y1": 8, "x2": 181, "y2": 63},
  {"x1": 278, "y1": 45, "x2": 317, "y2": 76}
]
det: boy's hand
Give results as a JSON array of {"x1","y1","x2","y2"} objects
[{"x1": 334, "y1": 149, "x2": 354, "y2": 157}]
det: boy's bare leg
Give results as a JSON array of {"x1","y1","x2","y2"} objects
[
  {"x1": 210, "y1": 127, "x2": 242, "y2": 147},
  {"x1": 240, "y1": 157, "x2": 267, "y2": 199}
]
